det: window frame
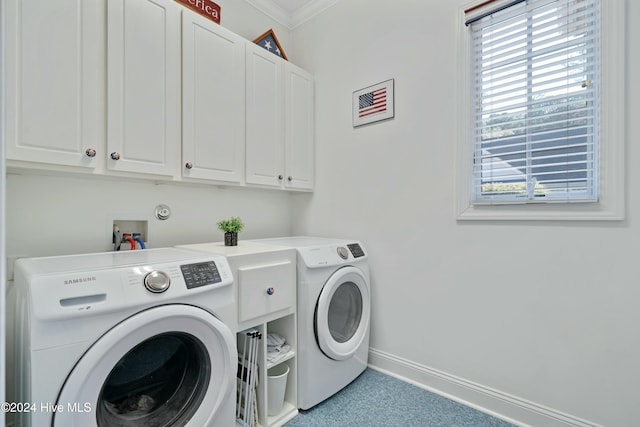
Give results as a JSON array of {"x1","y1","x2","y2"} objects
[{"x1": 456, "y1": 0, "x2": 625, "y2": 221}]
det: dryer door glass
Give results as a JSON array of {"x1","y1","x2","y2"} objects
[
  {"x1": 327, "y1": 282, "x2": 362, "y2": 343},
  {"x1": 316, "y1": 266, "x2": 370, "y2": 361},
  {"x1": 96, "y1": 332, "x2": 209, "y2": 426}
]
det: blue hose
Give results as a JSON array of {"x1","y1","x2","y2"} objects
[{"x1": 133, "y1": 233, "x2": 146, "y2": 249}]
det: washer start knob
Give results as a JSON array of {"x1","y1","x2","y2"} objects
[
  {"x1": 144, "y1": 271, "x2": 171, "y2": 293},
  {"x1": 337, "y1": 246, "x2": 349, "y2": 260}
]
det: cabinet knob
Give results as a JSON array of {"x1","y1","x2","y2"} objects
[
  {"x1": 110, "y1": 152, "x2": 121, "y2": 161},
  {"x1": 85, "y1": 148, "x2": 97, "y2": 158},
  {"x1": 278, "y1": 174, "x2": 284, "y2": 180},
  {"x1": 287, "y1": 176, "x2": 293, "y2": 182},
  {"x1": 266, "y1": 287, "x2": 275, "y2": 296},
  {"x1": 185, "y1": 162, "x2": 193, "y2": 170}
]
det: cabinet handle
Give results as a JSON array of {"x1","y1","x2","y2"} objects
[
  {"x1": 278, "y1": 174, "x2": 284, "y2": 181},
  {"x1": 287, "y1": 176, "x2": 293, "y2": 182},
  {"x1": 266, "y1": 287, "x2": 275, "y2": 295},
  {"x1": 85, "y1": 148, "x2": 97, "y2": 158},
  {"x1": 185, "y1": 162, "x2": 193, "y2": 170},
  {"x1": 110, "y1": 152, "x2": 121, "y2": 161}
]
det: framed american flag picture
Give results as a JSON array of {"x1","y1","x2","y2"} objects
[
  {"x1": 353, "y1": 79, "x2": 394, "y2": 127},
  {"x1": 253, "y1": 29, "x2": 288, "y2": 60}
]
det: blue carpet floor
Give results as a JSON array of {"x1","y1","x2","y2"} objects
[{"x1": 284, "y1": 369, "x2": 515, "y2": 427}]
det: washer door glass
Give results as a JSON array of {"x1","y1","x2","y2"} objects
[
  {"x1": 53, "y1": 305, "x2": 236, "y2": 427},
  {"x1": 97, "y1": 332, "x2": 209, "y2": 426},
  {"x1": 315, "y1": 266, "x2": 370, "y2": 360}
]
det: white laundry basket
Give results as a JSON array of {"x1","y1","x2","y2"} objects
[{"x1": 267, "y1": 364, "x2": 289, "y2": 416}]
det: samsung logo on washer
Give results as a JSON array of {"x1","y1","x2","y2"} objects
[{"x1": 64, "y1": 276, "x2": 97, "y2": 285}]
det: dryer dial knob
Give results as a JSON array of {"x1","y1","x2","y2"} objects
[
  {"x1": 144, "y1": 271, "x2": 171, "y2": 293},
  {"x1": 337, "y1": 246, "x2": 349, "y2": 260}
]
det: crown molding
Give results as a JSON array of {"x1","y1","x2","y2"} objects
[{"x1": 246, "y1": 0, "x2": 338, "y2": 29}]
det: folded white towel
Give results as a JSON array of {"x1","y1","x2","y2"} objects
[
  {"x1": 267, "y1": 344, "x2": 291, "y2": 364},
  {"x1": 266, "y1": 333, "x2": 286, "y2": 349}
]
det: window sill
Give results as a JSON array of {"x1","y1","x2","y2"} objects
[{"x1": 456, "y1": 201, "x2": 625, "y2": 221}]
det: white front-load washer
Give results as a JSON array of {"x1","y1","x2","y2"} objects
[
  {"x1": 255, "y1": 237, "x2": 370, "y2": 410},
  {"x1": 6, "y1": 248, "x2": 237, "y2": 427}
]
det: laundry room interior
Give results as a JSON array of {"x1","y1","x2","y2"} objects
[{"x1": 2, "y1": 0, "x2": 639, "y2": 426}]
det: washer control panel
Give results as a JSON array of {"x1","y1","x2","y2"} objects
[{"x1": 180, "y1": 261, "x2": 222, "y2": 289}]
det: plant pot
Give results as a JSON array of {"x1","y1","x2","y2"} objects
[{"x1": 224, "y1": 232, "x2": 238, "y2": 246}]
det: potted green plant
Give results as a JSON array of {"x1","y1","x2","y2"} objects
[{"x1": 217, "y1": 216, "x2": 244, "y2": 246}]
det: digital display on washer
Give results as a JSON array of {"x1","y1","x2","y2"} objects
[
  {"x1": 347, "y1": 243, "x2": 365, "y2": 258},
  {"x1": 180, "y1": 261, "x2": 222, "y2": 289}
]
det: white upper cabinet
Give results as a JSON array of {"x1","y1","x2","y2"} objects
[
  {"x1": 181, "y1": 13, "x2": 245, "y2": 184},
  {"x1": 245, "y1": 43, "x2": 314, "y2": 191},
  {"x1": 245, "y1": 43, "x2": 285, "y2": 188},
  {"x1": 284, "y1": 63, "x2": 314, "y2": 191},
  {"x1": 5, "y1": 0, "x2": 103, "y2": 169},
  {"x1": 4, "y1": 0, "x2": 313, "y2": 190},
  {"x1": 107, "y1": 0, "x2": 181, "y2": 178}
]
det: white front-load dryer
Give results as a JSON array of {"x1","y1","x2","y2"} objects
[
  {"x1": 6, "y1": 248, "x2": 237, "y2": 427},
  {"x1": 255, "y1": 237, "x2": 371, "y2": 410}
]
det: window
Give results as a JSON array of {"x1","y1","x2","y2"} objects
[{"x1": 457, "y1": 0, "x2": 625, "y2": 220}]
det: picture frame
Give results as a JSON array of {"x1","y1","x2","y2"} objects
[
  {"x1": 353, "y1": 79, "x2": 395, "y2": 127},
  {"x1": 253, "y1": 29, "x2": 288, "y2": 60}
]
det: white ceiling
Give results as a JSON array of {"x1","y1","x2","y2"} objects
[
  {"x1": 270, "y1": 0, "x2": 315, "y2": 14},
  {"x1": 245, "y1": 0, "x2": 338, "y2": 29}
]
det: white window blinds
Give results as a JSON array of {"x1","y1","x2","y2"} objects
[{"x1": 467, "y1": 0, "x2": 600, "y2": 204}]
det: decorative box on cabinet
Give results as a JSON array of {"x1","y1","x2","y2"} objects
[{"x1": 176, "y1": 241, "x2": 298, "y2": 426}]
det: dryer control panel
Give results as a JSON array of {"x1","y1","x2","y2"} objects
[
  {"x1": 347, "y1": 243, "x2": 365, "y2": 258},
  {"x1": 298, "y1": 242, "x2": 367, "y2": 268}
]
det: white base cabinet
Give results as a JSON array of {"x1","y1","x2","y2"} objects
[
  {"x1": 175, "y1": 241, "x2": 298, "y2": 426},
  {"x1": 264, "y1": 314, "x2": 298, "y2": 427},
  {"x1": 238, "y1": 314, "x2": 298, "y2": 427}
]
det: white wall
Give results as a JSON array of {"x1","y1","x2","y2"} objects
[
  {"x1": 215, "y1": 0, "x2": 293, "y2": 57},
  {"x1": 6, "y1": 174, "x2": 292, "y2": 258},
  {"x1": 291, "y1": 0, "x2": 639, "y2": 426}
]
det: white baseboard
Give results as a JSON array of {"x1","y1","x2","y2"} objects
[{"x1": 367, "y1": 348, "x2": 603, "y2": 427}]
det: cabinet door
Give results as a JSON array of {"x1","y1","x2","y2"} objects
[
  {"x1": 284, "y1": 64, "x2": 314, "y2": 191},
  {"x1": 107, "y1": 0, "x2": 181, "y2": 177},
  {"x1": 245, "y1": 44, "x2": 284, "y2": 188},
  {"x1": 182, "y1": 13, "x2": 245, "y2": 183},
  {"x1": 5, "y1": 0, "x2": 103, "y2": 169}
]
